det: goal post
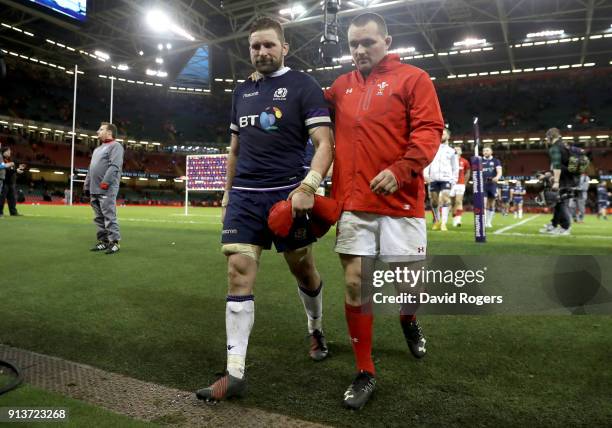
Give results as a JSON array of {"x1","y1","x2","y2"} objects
[{"x1": 184, "y1": 154, "x2": 227, "y2": 215}]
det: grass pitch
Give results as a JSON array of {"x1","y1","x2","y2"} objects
[{"x1": 0, "y1": 205, "x2": 611, "y2": 426}]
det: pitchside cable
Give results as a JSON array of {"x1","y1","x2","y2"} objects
[
  {"x1": 0, "y1": 359, "x2": 23, "y2": 396},
  {"x1": 471, "y1": 117, "x2": 486, "y2": 243}
]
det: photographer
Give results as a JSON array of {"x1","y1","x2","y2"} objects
[
  {"x1": 0, "y1": 152, "x2": 15, "y2": 207},
  {"x1": 539, "y1": 128, "x2": 578, "y2": 235},
  {"x1": 0, "y1": 146, "x2": 25, "y2": 217}
]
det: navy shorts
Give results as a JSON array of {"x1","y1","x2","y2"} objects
[
  {"x1": 513, "y1": 198, "x2": 523, "y2": 204},
  {"x1": 222, "y1": 188, "x2": 316, "y2": 252},
  {"x1": 598, "y1": 201, "x2": 609, "y2": 209},
  {"x1": 484, "y1": 182, "x2": 497, "y2": 199},
  {"x1": 429, "y1": 181, "x2": 451, "y2": 193},
  {"x1": 501, "y1": 196, "x2": 510, "y2": 203}
]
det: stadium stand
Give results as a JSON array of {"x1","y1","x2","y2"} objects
[
  {"x1": 0, "y1": 60, "x2": 226, "y2": 143},
  {"x1": 2, "y1": 60, "x2": 611, "y2": 141},
  {"x1": 437, "y1": 68, "x2": 612, "y2": 134},
  {"x1": 1, "y1": 58, "x2": 610, "y2": 207}
]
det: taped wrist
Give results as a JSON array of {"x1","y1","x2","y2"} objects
[
  {"x1": 296, "y1": 170, "x2": 322, "y2": 195},
  {"x1": 222, "y1": 191, "x2": 230, "y2": 207}
]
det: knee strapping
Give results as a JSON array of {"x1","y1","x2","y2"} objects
[{"x1": 222, "y1": 243, "x2": 260, "y2": 261}]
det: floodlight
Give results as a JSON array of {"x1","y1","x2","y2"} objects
[{"x1": 94, "y1": 50, "x2": 110, "y2": 60}]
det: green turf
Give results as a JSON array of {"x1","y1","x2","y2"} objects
[
  {"x1": 0, "y1": 205, "x2": 611, "y2": 426},
  {"x1": 0, "y1": 376, "x2": 156, "y2": 427}
]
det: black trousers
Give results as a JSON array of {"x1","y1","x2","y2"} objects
[
  {"x1": 551, "y1": 198, "x2": 571, "y2": 230},
  {"x1": 0, "y1": 179, "x2": 18, "y2": 215}
]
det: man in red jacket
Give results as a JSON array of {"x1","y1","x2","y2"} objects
[{"x1": 325, "y1": 12, "x2": 444, "y2": 410}]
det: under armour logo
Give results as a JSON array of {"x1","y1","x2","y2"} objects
[
  {"x1": 419, "y1": 338, "x2": 427, "y2": 353},
  {"x1": 417, "y1": 247, "x2": 425, "y2": 253},
  {"x1": 344, "y1": 390, "x2": 354, "y2": 400},
  {"x1": 345, "y1": 88, "x2": 353, "y2": 94},
  {"x1": 351, "y1": 337, "x2": 359, "y2": 343}
]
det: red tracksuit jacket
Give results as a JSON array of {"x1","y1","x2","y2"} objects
[{"x1": 325, "y1": 54, "x2": 443, "y2": 218}]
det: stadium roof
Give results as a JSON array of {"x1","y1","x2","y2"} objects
[{"x1": 1, "y1": 0, "x2": 611, "y2": 89}]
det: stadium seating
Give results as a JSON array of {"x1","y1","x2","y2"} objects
[
  {"x1": 3, "y1": 59, "x2": 611, "y2": 143},
  {"x1": 437, "y1": 68, "x2": 612, "y2": 134},
  {"x1": 1, "y1": 59, "x2": 225, "y2": 143}
]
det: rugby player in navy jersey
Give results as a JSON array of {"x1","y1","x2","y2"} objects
[
  {"x1": 512, "y1": 181, "x2": 526, "y2": 219},
  {"x1": 498, "y1": 181, "x2": 511, "y2": 216},
  {"x1": 196, "y1": 17, "x2": 334, "y2": 401},
  {"x1": 481, "y1": 146, "x2": 503, "y2": 227},
  {"x1": 597, "y1": 181, "x2": 610, "y2": 220}
]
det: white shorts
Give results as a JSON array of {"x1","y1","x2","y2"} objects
[
  {"x1": 334, "y1": 211, "x2": 427, "y2": 262},
  {"x1": 450, "y1": 184, "x2": 466, "y2": 197}
]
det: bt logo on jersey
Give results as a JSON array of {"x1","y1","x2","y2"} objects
[
  {"x1": 239, "y1": 106, "x2": 283, "y2": 131},
  {"x1": 239, "y1": 115, "x2": 258, "y2": 127}
]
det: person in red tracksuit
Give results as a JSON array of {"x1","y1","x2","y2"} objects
[
  {"x1": 325, "y1": 12, "x2": 444, "y2": 410},
  {"x1": 450, "y1": 146, "x2": 471, "y2": 227}
]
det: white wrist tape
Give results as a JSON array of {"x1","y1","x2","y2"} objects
[
  {"x1": 222, "y1": 191, "x2": 230, "y2": 207},
  {"x1": 299, "y1": 170, "x2": 323, "y2": 194}
]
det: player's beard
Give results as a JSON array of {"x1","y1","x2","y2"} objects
[{"x1": 254, "y1": 56, "x2": 282, "y2": 75}]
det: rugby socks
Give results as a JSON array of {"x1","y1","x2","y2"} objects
[
  {"x1": 345, "y1": 302, "x2": 375, "y2": 375},
  {"x1": 518, "y1": 208, "x2": 523, "y2": 219},
  {"x1": 297, "y1": 281, "x2": 323, "y2": 334},
  {"x1": 226, "y1": 295, "x2": 255, "y2": 379},
  {"x1": 431, "y1": 206, "x2": 440, "y2": 223},
  {"x1": 399, "y1": 313, "x2": 417, "y2": 324},
  {"x1": 486, "y1": 209, "x2": 495, "y2": 226},
  {"x1": 453, "y1": 209, "x2": 463, "y2": 226},
  {"x1": 441, "y1": 206, "x2": 449, "y2": 225}
]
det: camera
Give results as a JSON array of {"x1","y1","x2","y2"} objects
[
  {"x1": 323, "y1": 0, "x2": 341, "y2": 14},
  {"x1": 534, "y1": 171, "x2": 577, "y2": 206},
  {"x1": 320, "y1": 0, "x2": 341, "y2": 66}
]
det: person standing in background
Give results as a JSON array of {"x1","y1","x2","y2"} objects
[{"x1": 84, "y1": 122, "x2": 124, "y2": 254}]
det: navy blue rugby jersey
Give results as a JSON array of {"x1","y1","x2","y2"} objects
[
  {"x1": 482, "y1": 156, "x2": 501, "y2": 180},
  {"x1": 229, "y1": 67, "x2": 331, "y2": 190},
  {"x1": 513, "y1": 185, "x2": 525, "y2": 200},
  {"x1": 500, "y1": 183, "x2": 510, "y2": 198}
]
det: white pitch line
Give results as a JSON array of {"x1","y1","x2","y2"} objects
[
  {"x1": 493, "y1": 214, "x2": 541, "y2": 235},
  {"x1": 169, "y1": 213, "x2": 219, "y2": 218},
  {"x1": 500, "y1": 232, "x2": 612, "y2": 240},
  {"x1": 24, "y1": 214, "x2": 218, "y2": 225}
]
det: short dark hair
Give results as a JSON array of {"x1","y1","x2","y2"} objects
[
  {"x1": 249, "y1": 17, "x2": 285, "y2": 43},
  {"x1": 350, "y1": 12, "x2": 388, "y2": 37},
  {"x1": 101, "y1": 122, "x2": 118, "y2": 138},
  {"x1": 546, "y1": 127, "x2": 561, "y2": 140}
]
